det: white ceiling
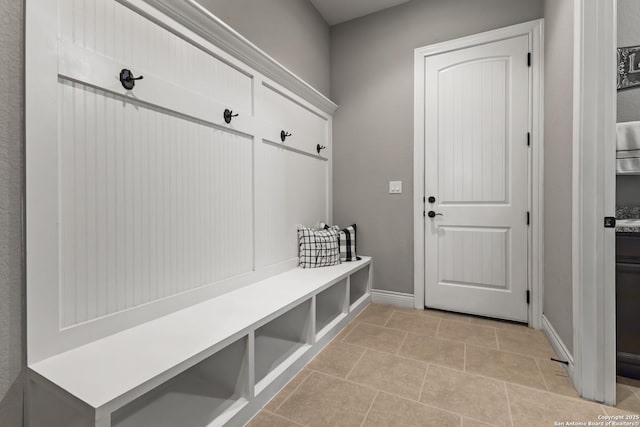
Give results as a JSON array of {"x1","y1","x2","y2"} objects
[{"x1": 309, "y1": 0, "x2": 412, "y2": 26}]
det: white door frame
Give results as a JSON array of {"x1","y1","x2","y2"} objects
[
  {"x1": 413, "y1": 19, "x2": 545, "y2": 328},
  {"x1": 571, "y1": 0, "x2": 617, "y2": 405}
]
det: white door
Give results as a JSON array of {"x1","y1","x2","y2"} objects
[{"x1": 424, "y1": 35, "x2": 530, "y2": 321}]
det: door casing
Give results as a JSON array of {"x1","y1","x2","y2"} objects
[
  {"x1": 571, "y1": 0, "x2": 616, "y2": 406},
  {"x1": 413, "y1": 19, "x2": 544, "y2": 329}
]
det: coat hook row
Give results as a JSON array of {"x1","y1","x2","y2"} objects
[{"x1": 119, "y1": 69, "x2": 144, "y2": 90}]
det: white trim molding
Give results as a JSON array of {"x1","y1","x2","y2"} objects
[
  {"x1": 413, "y1": 19, "x2": 544, "y2": 329},
  {"x1": 370, "y1": 290, "x2": 415, "y2": 308},
  {"x1": 124, "y1": 0, "x2": 338, "y2": 115},
  {"x1": 542, "y1": 314, "x2": 575, "y2": 385},
  {"x1": 572, "y1": 0, "x2": 617, "y2": 405}
]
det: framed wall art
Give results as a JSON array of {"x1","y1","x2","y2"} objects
[{"x1": 618, "y1": 45, "x2": 640, "y2": 89}]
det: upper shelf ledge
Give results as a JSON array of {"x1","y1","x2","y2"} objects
[{"x1": 134, "y1": 0, "x2": 339, "y2": 116}]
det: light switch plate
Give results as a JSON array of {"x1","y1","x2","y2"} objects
[{"x1": 389, "y1": 181, "x2": 402, "y2": 194}]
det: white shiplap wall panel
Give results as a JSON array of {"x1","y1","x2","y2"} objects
[
  {"x1": 60, "y1": 0, "x2": 253, "y2": 116},
  {"x1": 254, "y1": 142, "x2": 328, "y2": 269},
  {"x1": 27, "y1": 0, "x2": 335, "y2": 363},
  {"x1": 259, "y1": 83, "x2": 329, "y2": 156},
  {"x1": 58, "y1": 80, "x2": 253, "y2": 327}
]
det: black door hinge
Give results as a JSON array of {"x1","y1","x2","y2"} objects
[
  {"x1": 526, "y1": 211, "x2": 530, "y2": 226},
  {"x1": 423, "y1": 196, "x2": 426, "y2": 203},
  {"x1": 423, "y1": 211, "x2": 425, "y2": 217},
  {"x1": 604, "y1": 217, "x2": 616, "y2": 228},
  {"x1": 526, "y1": 290, "x2": 530, "y2": 305},
  {"x1": 527, "y1": 132, "x2": 531, "y2": 146},
  {"x1": 527, "y1": 52, "x2": 531, "y2": 67}
]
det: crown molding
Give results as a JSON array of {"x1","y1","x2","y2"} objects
[{"x1": 137, "y1": 0, "x2": 338, "y2": 115}]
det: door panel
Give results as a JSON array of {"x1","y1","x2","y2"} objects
[
  {"x1": 438, "y1": 227, "x2": 508, "y2": 289},
  {"x1": 439, "y1": 58, "x2": 509, "y2": 204},
  {"x1": 424, "y1": 35, "x2": 529, "y2": 322}
]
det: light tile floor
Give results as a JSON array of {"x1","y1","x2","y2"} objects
[{"x1": 248, "y1": 304, "x2": 640, "y2": 427}]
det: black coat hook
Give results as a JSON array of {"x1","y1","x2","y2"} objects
[
  {"x1": 119, "y1": 69, "x2": 144, "y2": 90},
  {"x1": 316, "y1": 144, "x2": 326, "y2": 154},
  {"x1": 281, "y1": 130, "x2": 292, "y2": 142},
  {"x1": 223, "y1": 109, "x2": 239, "y2": 124}
]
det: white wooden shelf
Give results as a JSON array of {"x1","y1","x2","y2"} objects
[
  {"x1": 254, "y1": 300, "x2": 312, "y2": 388},
  {"x1": 350, "y1": 264, "x2": 371, "y2": 308},
  {"x1": 316, "y1": 279, "x2": 348, "y2": 336},
  {"x1": 28, "y1": 257, "x2": 372, "y2": 426},
  {"x1": 111, "y1": 336, "x2": 249, "y2": 427}
]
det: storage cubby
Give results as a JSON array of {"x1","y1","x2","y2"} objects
[
  {"x1": 350, "y1": 265, "x2": 370, "y2": 308},
  {"x1": 254, "y1": 300, "x2": 312, "y2": 392},
  {"x1": 111, "y1": 337, "x2": 249, "y2": 427},
  {"x1": 316, "y1": 279, "x2": 348, "y2": 337}
]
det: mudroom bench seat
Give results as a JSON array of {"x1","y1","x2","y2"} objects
[{"x1": 28, "y1": 257, "x2": 372, "y2": 427}]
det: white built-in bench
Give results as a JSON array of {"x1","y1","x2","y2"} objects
[{"x1": 28, "y1": 257, "x2": 372, "y2": 427}]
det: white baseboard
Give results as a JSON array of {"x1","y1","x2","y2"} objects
[
  {"x1": 370, "y1": 289, "x2": 415, "y2": 308},
  {"x1": 541, "y1": 314, "x2": 575, "y2": 384}
]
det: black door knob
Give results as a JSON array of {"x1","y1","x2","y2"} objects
[
  {"x1": 428, "y1": 196, "x2": 436, "y2": 203},
  {"x1": 427, "y1": 211, "x2": 443, "y2": 218}
]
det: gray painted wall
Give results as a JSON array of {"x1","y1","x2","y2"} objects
[
  {"x1": 542, "y1": 0, "x2": 574, "y2": 354},
  {"x1": 617, "y1": 0, "x2": 640, "y2": 207},
  {"x1": 198, "y1": 0, "x2": 331, "y2": 96},
  {"x1": 330, "y1": 0, "x2": 543, "y2": 296},
  {"x1": 0, "y1": 0, "x2": 25, "y2": 425}
]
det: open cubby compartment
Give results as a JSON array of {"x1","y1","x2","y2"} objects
[
  {"x1": 111, "y1": 336, "x2": 249, "y2": 427},
  {"x1": 254, "y1": 300, "x2": 312, "y2": 394},
  {"x1": 349, "y1": 264, "x2": 371, "y2": 308},
  {"x1": 315, "y1": 278, "x2": 348, "y2": 338}
]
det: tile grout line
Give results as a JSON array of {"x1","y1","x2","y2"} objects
[
  {"x1": 339, "y1": 338, "x2": 565, "y2": 397},
  {"x1": 494, "y1": 327, "x2": 500, "y2": 351},
  {"x1": 463, "y1": 340, "x2": 561, "y2": 369},
  {"x1": 395, "y1": 330, "x2": 409, "y2": 355},
  {"x1": 261, "y1": 410, "x2": 306, "y2": 426},
  {"x1": 376, "y1": 303, "x2": 536, "y2": 334},
  {"x1": 345, "y1": 348, "x2": 369, "y2": 380},
  {"x1": 435, "y1": 317, "x2": 442, "y2": 337},
  {"x1": 418, "y1": 363, "x2": 431, "y2": 402},
  {"x1": 308, "y1": 368, "x2": 381, "y2": 394},
  {"x1": 382, "y1": 311, "x2": 394, "y2": 327},
  {"x1": 300, "y1": 366, "x2": 543, "y2": 426},
  {"x1": 503, "y1": 381, "x2": 516, "y2": 427},
  {"x1": 306, "y1": 366, "x2": 466, "y2": 418},
  {"x1": 597, "y1": 401, "x2": 610, "y2": 417},
  {"x1": 340, "y1": 320, "x2": 363, "y2": 342},
  {"x1": 350, "y1": 315, "x2": 545, "y2": 361},
  {"x1": 271, "y1": 370, "x2": 313, "y2": 414},
  {"x1": 534, "y1": 357, "x2": 551, "y2": 392},
  {"x1": 359, "y1": 391, "x2": 379, "y2": 427},
  {"x1": 259, "y1": 305, "x2": 594, "y2": 425},
  {"x1": 624, "y1": 382, "x2": 640, "y2": 401},
  {"x1": 463, "y1": 344, "x2": 467, "y2": 372},
  {"x1": 335, "y1": 336, "x2": 579, "y2": 402},
  {"x1": 622, "y1": 383, "x2": 640, "y2": 408}
]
